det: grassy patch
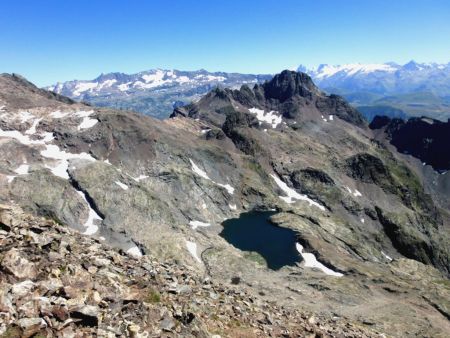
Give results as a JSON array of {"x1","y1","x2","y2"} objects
[
  {"x1": 145, "y1": 287, "x2": 161, "y2": 303},
  {"x1": 433, "y1": 279, "x2": 450, "y2": 289},
  {"x1": 0, "y1": 326, "x2": 22, "y2": 338},
  {"x1": 243, "y1": 251, "x2": 267, "y2": 267}
]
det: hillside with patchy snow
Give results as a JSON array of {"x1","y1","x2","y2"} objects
[{"x1": 2, "y1": 71, "x2": 450, "y2": 336}]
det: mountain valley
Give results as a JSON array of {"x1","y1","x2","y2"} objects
[{"x1": 1, "y1": 71, "x2": 450, "y2": 337}]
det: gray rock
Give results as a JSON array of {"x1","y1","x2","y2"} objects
[
  {"x1": 160, "y1": 315, "x2": 176, "y2": 331},
  {"x1": 70, "y1": 305, "x2": 99, "y2": 327},
  {"x1": 1, "y1": 248, "x2": 37, "y2": 280}
]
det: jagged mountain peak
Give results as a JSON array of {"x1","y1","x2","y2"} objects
[
  {"x1": 173, "y1": 70, "x2": 366, "y2": 128},
  {"x1": 262, "y1": 70, "x2": 319, "y2": 102}
]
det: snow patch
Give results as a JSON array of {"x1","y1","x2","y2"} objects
[
  {"x1": 345, "y1": 186, "x2": 362, "y2": 197},
  {"x1": 14, "y1": 164, "x2": 29, "y2": 175},
  {"x1": 41, "y1": 144, "x2": 96, "y2": 162},
  {"x1": 131, "y1": 174, "x2": 149, "y2": 182},
  {"x1": 381, "y1": 251, "x2": 393, "y2": 262},
  {"x1": 76, "y1": 191, "x2": 103, "y2": 235},
  {"x1": 40, "y1": 132, "x2": 55, "y2": 143},
  {"x1": 50, "y1": 111, "x2": 69, "y2": 118},
  {"x1": 126, "y1": 246, "x2": 143, "y2": 258},
  {"x1": 353, "y1": 190, "x2": 362, "y2": 197},
  {"x1": 271, "y1": 174, "x2": 325, "y2": 211},
  {"x1": 45, "y1": 161, "x2": 70, "y2": 179},
  {"x1": 41, "y1": 144, "x2": 96, "y2": 180},
  {"x1": 115, "y1": 181, "x2": 129, "y2": 190},
  {"x1": 314, "y1": 63, "x2": 397, "y2": 79},
  {"x1": 296, "y1": 243, "x2": 343, "y2": 277},
  {"x1": 189, "y1": 159, "x2": 235, "y2": 194},
  {"x1": 18, "y1": 111, "x2": 34, "y2": 123},
  {"x1": 73, "y1": 82, "x2": 98, "y2": 96},
  {"x1": 77, "y1": 117, "x2": 98, "y2": 130},
  {"x1": 189, "y1": 220, "x2": 211, "y2": 230},
  {"x1": 229, "y1": 204, "x2": 237, "y2": 210},
  {"x1": 215, "y1": 183, "x2": 235, "y2": 195},
  {"x1": 248, "y1": 108, "x2": 282, "y2": 128},
  {"x1": 118, "y1": 82, "x2": 132, "y2": 91},
  {"x1": 98, "y1": 79, "x2": 117, "y2": 90},
  {"x1": 74, "y1": 110, "x2": 95, "y2": 118},
  {"x1": 25, "y1": 118, "x2": 42, "y2": 135},
  {"x1": 189, "y1": 159, "x2": 210, "y2": 180},
  {"x1": 0, "y1": 128, "x2": 47, "y2": 145},
  {"x1": 185, "y1": 240, "x2": 201, "y2": 263}
]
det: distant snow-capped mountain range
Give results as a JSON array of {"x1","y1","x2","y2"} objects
[
  {"x1": 46, "y1": 69, "x2": 272, "y2": 118},
  {"x1": 299, "y1": 61, "x2": 450, "y2": 96},
  {"x1": 299, "y1": 61, "x2": 450, "y2": 121},
  {"x1": 46, "y1": 61, "x2": 450, "y2": 120}
]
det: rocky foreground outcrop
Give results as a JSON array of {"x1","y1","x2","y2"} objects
[{"x1": 0, "y1": 204, "x2": 378, "y2": 337}]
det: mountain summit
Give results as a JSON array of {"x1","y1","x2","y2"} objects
[{"x1": 173, "y1": 70, "x2": 366, "y2": 127}]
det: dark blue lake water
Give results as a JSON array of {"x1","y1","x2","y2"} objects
[{"x1": 219, "y1": 211, "x2": 300, "y2": 270}]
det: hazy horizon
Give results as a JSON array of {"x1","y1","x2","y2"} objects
[{"x1": 2, "y1": 0, "x2": 449, "y2": 86}]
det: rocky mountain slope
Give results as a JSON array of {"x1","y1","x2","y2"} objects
[
  {"x1": 1, "y1": 203, "x2": 379, "y2": 337},
  {"x1": 1, "y1": 71, "x2": 450, "y2": 337},
  {"x1": 45, "y1": 70, "x2": 271, "y2": 119},
  {"x1": 299, "y1": 61, "x2": 450, "y2": 121}
]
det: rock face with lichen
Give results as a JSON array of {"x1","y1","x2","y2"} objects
[{"x1": 0, "y1": 71, "x2": 450, "y2": 337}]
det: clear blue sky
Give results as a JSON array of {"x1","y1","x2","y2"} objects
[{"x1": 1, "y1": 0, "x2": 449, "y2": 86}]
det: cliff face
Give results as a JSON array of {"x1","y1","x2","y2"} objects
[{"x1": 370, "y1": 115, "x2": 450, "y2": 172}]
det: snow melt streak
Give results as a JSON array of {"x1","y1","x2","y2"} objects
[
  {"x1": 76, "y1": 191, "x2": 103, "y2": 235},
  {"x1": 189, "y1": 220, "x2": 210, "y2": 230},
  {"x1": 271, "y1": 174, "x2": 325, "y2": 211},
  {"x1": 189, "y1": 159, "x2": 234, "y2": 194}
]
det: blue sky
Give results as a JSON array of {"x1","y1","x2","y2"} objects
[{"x1": 1, "y1": 0, "x2": 449, "y2": 86}]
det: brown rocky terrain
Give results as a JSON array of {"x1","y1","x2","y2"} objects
[{"x1": 0, "y1": 71, "x2": 449, "y2": 337}]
